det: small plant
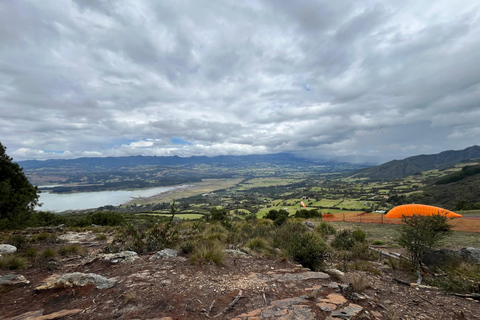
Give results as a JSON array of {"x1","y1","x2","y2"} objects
[
  {"x1": 58, "y1": 244, "x2": 87, "y2": 256},
  {"x1": 286, "y1": 232, "x2": 329, "y2": 271},
  {"x1": 180, "y1": 241, "x2": 195, "y2": 254},
  {"x1": 26, "y1": 247, "x2": 37, "y2": 258},
  {"x1": 33, "y1": 232, "x2": 58, "y2": 244},
  {"x1": 94, "y1": 234, "x2": 107, "y2": 241},
  {"x1": 190, "y1": 241, "x2": 225, "y2": 265},
  {"x1": 245, "y1": 237, "x2": 271, "y2": 254},
  {"x1": 40, "y1": 248, "x2": 57, "y2": 259},
  {"x1": 0, "y1": 254, "x2": 28, "y2": 270},
  {"x1": 350, "y1": 273, "x2": 369, "y2": 293},
  {"x1": 352, "y1": 229, "x2": 366, "y2": 242},
  {"x1": 315, "y1": 222, "x2": 336, "y2": 236},
  {"x1": 371, "y1": 240, "x2": 384, "y2": 245},
  {"x1": 331, "y1": 230, "x2": 356, "y2": 250},
  {"x1": 7, "y1": 234, "x2": 28, "y2": 249}
]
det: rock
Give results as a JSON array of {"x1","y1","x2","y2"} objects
[
  {"x1": 325, "y1": 268, "x2": 345, "y2": 280},
  {"x1": 422, "y1": 249, "x2": 462, "y2": 268},
  {"x1": 330, "y1": 303, "x2": 363, "y2": 319},
  {"x1": 35, "y1": 272, "x2": 115, "y2": 290},
  {"x1": 0, "y1": 274, "x2": 30, "y2": 287},
  {"x1": 278, "y1": 271, "x2": 329, "y2": 282},
  {"x1": 460, "y1": 247, "x2": 480, "y2": 264},
  {"x1": 319, "y1": 293, "x2": 348, "y2": 305},
  {"x1": 0, "y1": 244, "x2": 17, "y2": 254},
  {"x1": 305, "y1": 221, "x2": 315, "y2": 229},
  {"x1": 149, "y1": 248, "x2": 178, "y2": 260},
  {"x1": 103, "y1": 251, "x2": 139, "y2": 263},
  {"x1": 58, "y1": 232, "x2": 96, "y2": 243}
]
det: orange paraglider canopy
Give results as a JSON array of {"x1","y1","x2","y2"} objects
[{"x1": 386, "y1": 204, "x2": 462, "y2": 218}]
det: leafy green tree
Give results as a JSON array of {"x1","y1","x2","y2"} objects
[{"x1": 0, "y1": 142, "x2": 39, "y2": 229}]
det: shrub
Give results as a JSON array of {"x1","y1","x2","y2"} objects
[
  {"x1": 315, "y1": 222, "x2": 337, "y2": 236},
  {"x1": 58, "y1": 244, "x2": 87, "y2": 256},
  {"x1": 6, "y1": 234, "x2": 28, "y2": 249},
  {"x1": 246, "y1": 237, "x2": 271, "y2": 254},
  {"x1": 0, "y1": 254, "x2": 28, "y2": 269},
  {"x1": 264, "y1": 209, "x2": 288, "y2": 221},
  {"x1": 286, "y1": 232, "x2": 328, "y2": 271},
  {"x1": 26, "y1": 247, "x2": 37, "y2": 258},
  {"x1": 294, "y1": 209, "x2": 321, "y2": 219},
  {"x1": 180, "y1": 242, "x2": 195, "y2": 254},
  {"x1": 352, "y1": 229, "x2": 366, "y2": 242},
  {"x1": 397, "y1": 214, "x2": 452, "y2": 269},
  {"x1": 272, "y1": 220, "x2": 308, "y2": 248},
  {"x1": 190, "y1": 241, "x2": 225, "y2": 265},
  {"x1": 40, "y1": 248, "x2": 57, "y2": 259},
  {"x1": 90, "y1": 211, "x2": 125, "y2": 226},
  {"x1": 350, "y1": 273, "x2": 369, "y2": 293},
  {"x1": 331, "y1": 230, "x2": 356, "y2": 250},
  {"x1": 33, "y1": 232, "x2": 58, "y2": 244},
  {"x1": 371, "y1": 240, "x2": 384, "y2": 245}
]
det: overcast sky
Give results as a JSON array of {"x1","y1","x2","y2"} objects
[{"x1": 1, "y1": 0, "x2": 479, "y2": 163}]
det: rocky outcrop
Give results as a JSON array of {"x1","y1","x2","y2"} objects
[
  {"x1": 460, "y1": 247, "x2": 480, "y2": 264},
  {"x1": 149, "y1": 248, "x2": 178, "y2": 260},
  {"x1": 0, "y1": 274, "x2": 29, "y2": 288},
  {"x1": 35, "y1": 272, "x2": 115, "y2": 290},
  {"x1": 102, "y1": 251, "x2": 139, "y2": 263}
]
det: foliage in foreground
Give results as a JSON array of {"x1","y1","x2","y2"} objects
[
  {"x1": 286, "y1": 232, "x2": 329, "y2": 270},
  {"x1": 0, "y1": 142, "x2": 39, "y2": 229}
]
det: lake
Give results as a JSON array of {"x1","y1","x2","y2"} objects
[{"x1": 36, "y1": 185, "x2": 188, "y2": 212}]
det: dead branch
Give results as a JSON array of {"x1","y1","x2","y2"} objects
[
  {"x1": 393, "y1": 278, "x2": 411, "y2": 286},
  {"x1": 453, "y1": 293, "x2": 480, "y2": 300},
  {"x1": 204, "y1": 299, "x2": 215, "y2": 318},
  {"x1": 369, "y1": 247, "x2": 401, "y2": 259},
  {"x1": 213, "y1": 290, "x2": 243, "y2": 318}
]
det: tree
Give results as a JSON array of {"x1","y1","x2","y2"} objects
[
  {"x1": 397, "y1": 213, "x2": 452, "y2": 282},
  {"x1": 0, "y1": 142, "x2": 39, "y2": 229}
]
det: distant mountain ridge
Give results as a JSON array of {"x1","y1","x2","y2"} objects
[
  {"x1": 17, "y1": 153, "x2": 356, "y2": 170},
  {"x1": 350, "y1": 145, "x2": 480, "y2": 180}
]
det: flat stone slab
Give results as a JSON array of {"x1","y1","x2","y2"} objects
[
  {"x1": 35, "y1": 272, "x2": 115, "y2": 290},
  {"x1": 103, "y1": 251, "x2": 139, "y2": 263},
  {"x1": 278, "y1": 271, "x2": 329, "y2": 282},
  {"x1": 0, "y1": 274, "x2": 29, "y2": 287},
  {"x1": 330, "y1": 303, "x2": 363, "y2": 319},
  {"x1": 319, "y1": 293, "x2": 347, "y2": 305},
  {"x1": 58, "y1": 232, "x2": 96, "y2": 243}
]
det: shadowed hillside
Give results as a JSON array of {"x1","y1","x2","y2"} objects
[{"x1": 350, "y1": 145, "x2": 480, "y2": 180}]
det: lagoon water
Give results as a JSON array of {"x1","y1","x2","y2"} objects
[{"x1": 37, "y1": 185, "x2": 185, "y2": 212}]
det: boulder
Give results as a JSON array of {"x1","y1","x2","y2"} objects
[
  {"x1": 102, "y1": 251, "x2": 139, "y2": 263},
  {"x1": 149, "y1": 249, "x2": 178, "y2": 260},
  {"x1": 460, "y1": 247, "x2": 480, "y2": 264},
  {"x1": 0, "y1": 274, "x2": 30, "y2": 287},
  {"x1": 0, "y1": 244, "x2": 17, "y2": 254},
  {"x1": 305, "y1": 221, "x2": 315, "y2": 229},
  {"x1": 421, "y1": 249, "x2": 462, "y2": 268},
  {"x1": 35, "y1": 272, "x2": 115, "y2": 290}
]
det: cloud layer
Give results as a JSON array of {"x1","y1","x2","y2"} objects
[{"x1": 1, "y1": 0, "x2": 479, "y2": 162}]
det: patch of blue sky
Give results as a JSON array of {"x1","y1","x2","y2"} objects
[{"x1": 171, "y1": 137, "x2": 192, "y2": 145}]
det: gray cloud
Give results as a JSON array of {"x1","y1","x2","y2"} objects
[{"x1": 1, "y1": 0, "x2": 479, "y2": 162}]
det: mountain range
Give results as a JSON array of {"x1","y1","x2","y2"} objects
[{"x1": 350, "y1": 145, "x2": 480, "y2": 180}]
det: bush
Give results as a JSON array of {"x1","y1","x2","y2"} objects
[
  {"x1": 190, "y1": 241, "x2": 225, "y2": 265},
  {"x1": 265, "y1": 209, "x2": 288, "y2": 221},
  {"x1": 286, "y1": 232, "x2": 328, "y2": 270},
  {"x1": 315, "y1": 222, "x2": 337, "y2": 236},
  {"x1": 7, "y1": 234, "x2": 29, "y2": 249},
  {"x1": 352, "y1": 229, "x2": 366, "y2": 242},
  {"x1": 0, "y1": 254, "x2": 28, "y2": 269},
  {"x1": 246, "y1": 237, "x2": 272, "y2": 254},
  {"x1": 331, "y1": 230, "x2": 356, "y2": 250},
  {"x1": 90, "y1": 211, "x2": 125, "y2": 226},
  {"x1": 294, "y1": 209, "x2": 321, "y2": 219},
  {"x1": 58, "y1": 244, "x2": 87, "y2": 256},
  {"x1": 397, "y1": 214, "x2": 452, "y2": 269}
]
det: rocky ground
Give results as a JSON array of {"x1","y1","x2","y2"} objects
[{"x1": 1, "y1": 231, "x2": 480, "y2": 320}]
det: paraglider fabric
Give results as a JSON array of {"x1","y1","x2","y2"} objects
[{"x1": 385, "y1": 204, "x2": 462, "y2": 218}]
